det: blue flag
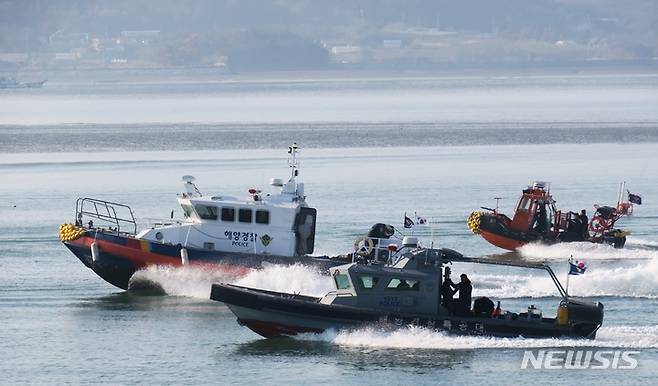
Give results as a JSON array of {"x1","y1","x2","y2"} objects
[
  {"x1": 569, "y1": 260, "x2": 587, "y2": 275},
  {"x1": 404, "y1": 215, "x2": 414, "y2": 229}
]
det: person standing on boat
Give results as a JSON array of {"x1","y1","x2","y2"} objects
[
  {"x1": 579, "y1": 209, "x2": 589, "y2": 240},
  {"x1": 441, "y1": 267, "x2": 456, "y2": 313},
  {"x1": 454, "y1": 274, "x2": 472, "y2": 316},
  {"x1": 534, "y1": 205, "x2": 549, "y2": 234}
]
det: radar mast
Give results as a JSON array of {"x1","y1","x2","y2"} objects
[{"x1": 288, "y1": 142, "x2": 300, "y2": 181}]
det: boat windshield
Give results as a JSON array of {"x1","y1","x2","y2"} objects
[
  {"x1": 517, "y1": 196, "x2": 531, "y2": 211},
  {"x1": 181, "y1": 204, "x2": 195, "y2": 218},
  {"x1": 334, "y1": 273, "x2": 351, "y2": 290}
]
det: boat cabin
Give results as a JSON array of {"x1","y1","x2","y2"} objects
[
  {"x1": 321, "y1": 248, "x2": 464, "y2": 314},
  {"x1": 319, "y1": 247, "x2": 597, "y2": 329},
  {"x1": 136, "y1": 143, "x2": 317, "y2": 257},
  {"x1": 510, "y1": 181, "x2": 557, "y2": 235}
]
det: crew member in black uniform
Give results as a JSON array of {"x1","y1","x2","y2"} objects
[
  {"x1": 441, "y1": 267, "x2": 456, "y2": 313},
  {"x1": 579, "y1": 209, "x2": 589, "y2": 240},
  {"x1": 454, "y1": 273, "x2": 472, "y2": 316}
]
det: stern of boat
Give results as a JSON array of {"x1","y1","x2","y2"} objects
[{"x1": 563, "y1": 298, "x2": 605, "y2": 339}]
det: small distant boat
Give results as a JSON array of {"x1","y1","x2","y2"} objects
[
  {"x1": 0, "y1": 76, "x2": 47, "y2": 89},
  {"x1": 211, "y1": 246, "x2": 604, "y2": 339},
  {"x1": 467, "y1": 181, "x2": 638, "y2": 251}
]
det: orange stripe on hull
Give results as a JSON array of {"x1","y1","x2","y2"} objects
[
  {"x1": 66, "y1": 236, "x2": 253, "y2": 276},
  {"x1": 479, "y1": 230, "x2": 528, "y2": 251},
  {"x1": 68, "y1": 236, "x2": 180, "y2": 269}
]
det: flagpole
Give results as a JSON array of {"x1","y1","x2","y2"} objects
[
  {"x1": 430, "y1": 217, "x2": 434, "y2": 249},
  {"x1": 413, "y1": 211, "x2": 416, "y2": 236},
  {"x1": 565, "y1": 255, "x2": 572, "y2": 296}
]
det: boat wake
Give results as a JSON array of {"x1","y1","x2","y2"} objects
[
  {"x1": 471, "y1": 256, "x2": 658, "y2": 299},
  {"x1": 128, "y1": 265, "x2": 243, "y2": 298},
  {"x1": 518, "y1": 237, "x2": 658, "y2": 261},
  {"x1": 625, "y1": 237, "x2": 658, "y2": 250},
  {"x1": 128, "y1": 253, "x2": 658, "y2": 300},
  {"x1": 298, "y1": 324, "x2": 658, "y2": 350},
  {"x1": 234, "y1": 263, "x2": 332, "y2": 297},
  {"x1": 128, "y1": 263, "x2": 332, "y2": 299}
]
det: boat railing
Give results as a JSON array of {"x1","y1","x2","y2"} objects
[
  {"x1": 75, "y1": 197, "x2": 137, "y2": 235},
  {"x1": 139, "y1": 217, "x2": 184, "y2": 229}
]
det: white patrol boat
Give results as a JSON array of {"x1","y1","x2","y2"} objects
[{"x1": 59, "y1": 143, "x2": 356, "y2": 290}]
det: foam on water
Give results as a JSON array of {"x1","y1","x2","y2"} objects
[
  {"x1": 471, "y1": 257, "x2": 658, "y2": 299},
  {"x1": 299, "y1": 324, "x2": 658, "y2": 350},
  {"x1": 130, "y1": 253, "x2": 658, "y2": 300},
  {"x1": 129, "y1": 263, "x2": 332, "y2": 299},
  {"x1": 129, "y1": 265, "x2": 242, "y2": 299},
  {"x1": 518, "y1": 237, "x2": 658, "y2": 261},
  {"x1": 625, "y1": 237, "x2": 658, "y2": 250},
  {"x1": 234, "y1": 263, "x2": 332, "y2": 297}
]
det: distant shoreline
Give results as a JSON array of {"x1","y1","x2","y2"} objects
[{"x1": 5, "y1": 59, "x2": 658, "y2": 84}]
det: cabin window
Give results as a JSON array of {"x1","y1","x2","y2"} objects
[
  {"x1": 181, "y1": 204, "x2": 195, "y2": 218},
  {"x1": 358, "y1": 276, "x2": 379, "y2": 289},
  {"x1": 518, "y1": 197, "x2": 531, "y2": 211},
  {"x1": 255, "y1": 210, "x2": 270, "y2": 224},
  {"x1": 334, "y1": 273, "x2": 351, "y2": 290},
  {"x1": 221, "y1": 207, "x2": 235, "y2": 222},
  {"x1": 238, "y1": 208, "x2": 253, "y2": 223},
  {"x1": 194, "y1": 204, "x2": 218, "y2": 220},
  {"x1": 386, "y1": 278, "x2": 420, "y2": 291}
]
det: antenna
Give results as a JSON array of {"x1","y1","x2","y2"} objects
[
  {"x1": 617, "y1": 181, "x2": 625, "y2": 206},
  {"x1": 287, "y1": 142, "x2": 300, "y2": 180},
  {"x1": 493, "y1": 197, "x2": 502, "y2": 212}
]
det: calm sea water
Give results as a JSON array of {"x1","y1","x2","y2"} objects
[{"x1": 1, "y1": 74, "x2": 658, "y2": 385}]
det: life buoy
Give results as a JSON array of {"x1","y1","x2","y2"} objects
[
  {"x1": 354, "y1": 236, "x2": 374, "y2": 256},
  {"x1": 588, "y1": 215, "x2": 610, "y2": 234}
]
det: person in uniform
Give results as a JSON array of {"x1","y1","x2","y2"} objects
[{"x1": 454, "y1": 273, "x2": 472, "y2": 316}]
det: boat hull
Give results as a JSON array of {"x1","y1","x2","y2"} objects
[
  {"x1": 211, "y1": 284, "x2": 602, "y2": 340},
  {"x1": 63, "y1": 231, "x2": 345, "y2": 290},
  {"x1": 478, "y1": 213, "x2": 625, "y2": 251}
]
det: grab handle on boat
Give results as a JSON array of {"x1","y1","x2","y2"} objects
[
  {"x1": 180, "y1": 248, "x2": 189, "y2": 266},
  {"x1": 91, "y1": 242, "x2": 100, "y2": 262}
]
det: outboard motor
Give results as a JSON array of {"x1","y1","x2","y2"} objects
[
  {"x1": 367, "y1": 223, "x2": 395, "y2": 239},
  {"x1": 595, "y1": 206, "x2": 616, "y2": 220},
  {"x1": 558, "y1": 298, "x2": 604, "y2": 338}
]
